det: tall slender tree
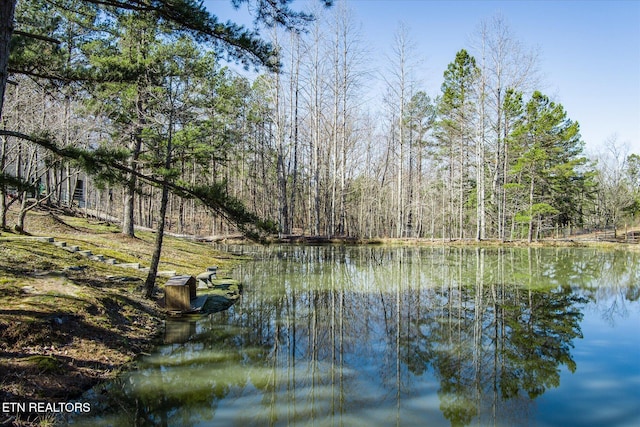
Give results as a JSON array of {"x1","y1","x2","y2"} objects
[
  {"x1": 383, "y1": 23, "x2": 420, "y2": 238},
  {"x1": 0, "y1": 1, "x2": 16, "y2": 124},
  {"x1": 404, "y1": 90, "x2": 436, "y2": 237},
  {"x1": 84, "y1": 10, "x2": 163, "y2": 237},
  {"x1": 437, "y1": 49, "x2": 479, "y2": 239}
]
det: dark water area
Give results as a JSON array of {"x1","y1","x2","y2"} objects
[{"x1": 71, "y1": 246, "x2": 640, "y2": 426}]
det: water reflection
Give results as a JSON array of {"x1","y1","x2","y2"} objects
[{"x1": 71, "y1": 246, "x2": 640, "y2": 426}]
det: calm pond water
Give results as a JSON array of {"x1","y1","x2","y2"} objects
[{"x1": 72, "y1": 246, "x2": 640, "y2": 426}]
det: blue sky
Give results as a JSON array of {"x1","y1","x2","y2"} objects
[{"x1": 206, "y1": 0, "x2": 640, "y2": 155}]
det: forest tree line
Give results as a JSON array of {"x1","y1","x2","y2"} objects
[{"x1": 1, "y1": 0, "x2": 639, "y2": 244}]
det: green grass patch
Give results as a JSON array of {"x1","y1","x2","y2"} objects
[{"x1": 25, "y1": 355, "x2": 65, "y2": 374}]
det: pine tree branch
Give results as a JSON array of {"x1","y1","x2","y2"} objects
[
  {"x1": 0, "y1": 171, "x2": 36, "y2": 193},
  {"x1": 0, "y1": 129, "x2": 276, "y2": 238},
  {"x1": 84, "y1": 0, "x2": 276, "y2": 69},
  {"x1": 12, "y1": 30, "x2": 60, "y2": 44}
]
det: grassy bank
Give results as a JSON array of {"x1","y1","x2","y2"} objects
[{"x1": 0, "y1": 207, "x2": 243, "y2": 426}]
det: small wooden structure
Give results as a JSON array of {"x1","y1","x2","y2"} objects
[
  {"x1": 164, "y1": 269, "x2": 242, "y2": 316},
  {"x1": 164, "y1": 275, "x2": 197, "y2": 312}
]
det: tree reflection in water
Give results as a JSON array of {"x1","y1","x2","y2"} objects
[{"x1": 72, "y1": 246, "x2": 639, "y2": 427}]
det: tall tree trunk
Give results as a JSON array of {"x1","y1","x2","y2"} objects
[
  {"x1": 65, "y1": 163, "x2": 72, "y2": 207},
  {"x1": 501, "y1": 116, "x2": 510, "y2": 242},
  {"x1": 1, "y1": 0, "x2": 23, "y2": 226},
  {"x1": 527, "y1": 176, "x2": 535, "y2": 243},
  {"x1": 17, "y1": 190, "x2": 28, "y2": 232},
  {"x1": 330, "y1": 29, "x2": 339, "y2": 237},
  {"x1": 397, "y1": 117, "x2": 404, "y2": 239},
  {"x1": 122, "y1": 135, "x2": 143, "y2": 236},
  {"x1": 123, "y1": 48, "x2": 149, "y2": 236},
  {"x1": 144, "y1": 182, "x2": 168, "y2": 299},
  {"x1": 144, "y1": 107, "x2": 173, "y2": 298},
  {"x1": 476, "y1": 68, "x2": 487, "y2": 241},
  {"x1": 339, "y1": 20, "x2": 348, "y2": 236},
  {"x1": 313, "y1": 78, "x2": 321, "y2": 235},
  {"x1": 459, "y1": 129, "x2": 465, "y2": 240},
  {"x1": 0, "y1": 0, "x2": 16, "y2": 124},
  {"x1": 0, "y1": 133, "x2": 7, "y2": 229},
  {"x1": 288, "y1": 31, "x2": 300, "y2": 235}
]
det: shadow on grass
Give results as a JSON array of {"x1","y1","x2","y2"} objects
[{"x1": 0, "y1": 298, "x2": 162, "y2": 403}]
